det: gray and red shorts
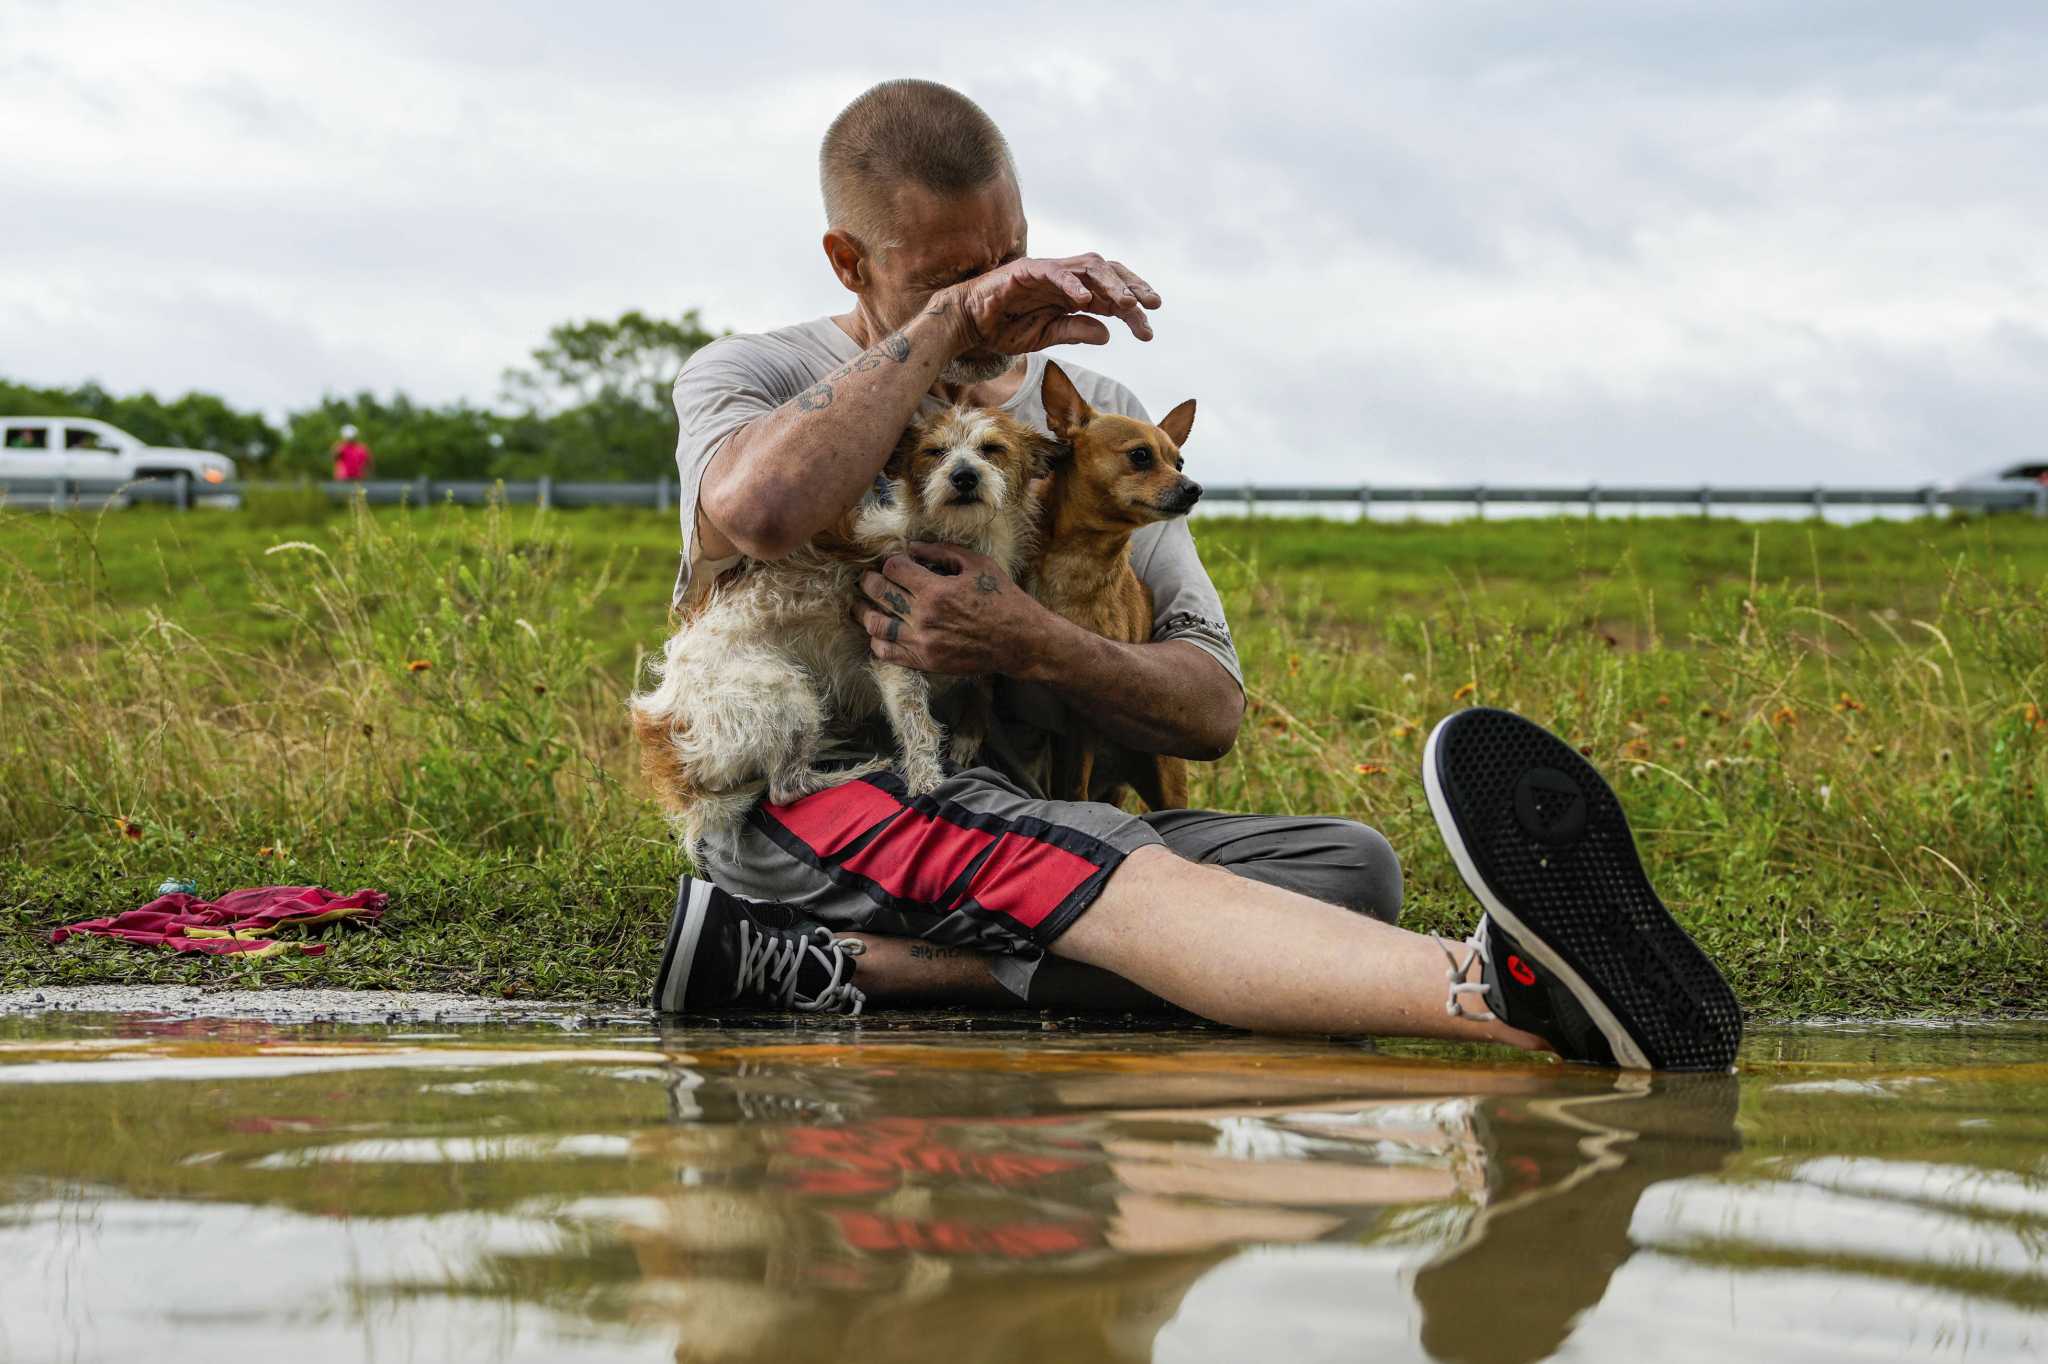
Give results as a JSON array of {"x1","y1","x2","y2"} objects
[{"x1": 695, "y1": 764, "x2": 1404, "y2": 997}]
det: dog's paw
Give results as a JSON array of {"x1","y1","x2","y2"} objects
[
  {"x1": 945, "y1": 731, "x2": 983, "y2": 768},
  {"x1": 900, "y1": 756, "x2": 945, "y2": 796}
]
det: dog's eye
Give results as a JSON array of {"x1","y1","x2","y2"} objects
[
  {"x1": 1127, "y1": 448, "x2": 1155, "y2": 470},
  {"x1": 922, "y1": 447, "x2": 946, "y2": 460},
  {"x1": 979, "y1": 442, "x2": 1004, "y2": 456}
]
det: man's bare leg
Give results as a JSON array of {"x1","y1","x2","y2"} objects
[
  {"x1": 1051, "y1": 846, "x2": 1545, "y2": 1048},
  {"x1": 848, "y1": 936, "x2": 1163, "y2": 1010}
]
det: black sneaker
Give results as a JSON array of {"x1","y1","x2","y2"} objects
[
  {"x1": 651, "y1": 875, "x2": 866, "y2": 1016},
  {"x1": 1423, "y1": 707, "x2": 1742, "y2": 1072}
]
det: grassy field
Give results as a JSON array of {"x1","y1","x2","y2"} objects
[{"x1": 3, "y1": 493, "x2": 2044, "y2": 1018}]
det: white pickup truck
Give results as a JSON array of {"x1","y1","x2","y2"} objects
[{"x1": 0, "y1": 415, "x2": 238, "y2": 501}]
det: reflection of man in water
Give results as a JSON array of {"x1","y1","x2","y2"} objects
[
  {"x1": 331, "y1": 423, "x2": 373, "y2": 481},
  {"x1": 625, "y1": 1052, "x2": 1739, "y2": 1363}
]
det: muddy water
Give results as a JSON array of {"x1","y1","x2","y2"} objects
[{"x1": 1, "y1": 1017, "x2": 2043, "y2": 1363}]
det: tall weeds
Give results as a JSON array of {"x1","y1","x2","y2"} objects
[{"x1": 0, "y1": 497, "x2": 655, "y2": 861}]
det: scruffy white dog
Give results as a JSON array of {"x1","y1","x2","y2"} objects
[{"x1": 631, "y1": 407, "x2": 1048, "y2": 842}]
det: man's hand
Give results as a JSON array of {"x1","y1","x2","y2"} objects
[
  {"x1": 857, "y1": 542, "x2": 1050, "y2": 676},
  {"x1": 938, "y1": 254, "x2": 1162, "y2": 356}
]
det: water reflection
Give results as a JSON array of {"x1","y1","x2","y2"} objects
[{"x1": 0, "y1": 1018, "x2": 2043, "y2": 1363}]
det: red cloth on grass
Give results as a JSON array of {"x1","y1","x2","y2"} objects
[{"x1": 49, "y1": 886, "x2": 388, "y2": 957}]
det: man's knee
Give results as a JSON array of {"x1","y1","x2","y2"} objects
[{"x1": 1317, "y1": 821, "x2": 1404, "y2": 925}]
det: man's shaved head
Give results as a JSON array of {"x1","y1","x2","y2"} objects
[{"x1": 820, "y1": 79, "x2": 1016, "y2": 252}]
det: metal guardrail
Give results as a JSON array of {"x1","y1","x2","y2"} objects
[{"x1": 4, "y1": 476, "x2": 2045, "y2": 516}]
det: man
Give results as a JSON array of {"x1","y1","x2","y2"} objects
[
  {"x1": 331, "y1": 424, "x2": 373, "y2": 481},
  {"x1": 647, "y1": 80, "x2": 1740, "y2": 1071}
]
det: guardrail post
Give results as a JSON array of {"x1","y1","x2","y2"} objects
[
  {"x1": 1812, "y1": 484, "x2": 1825, "y2": 518},
  {"x1": 1474, "y1": 483, "x2": 1486, "y2": 520},
  {"x1": 1698, "y1": 485, "x2": 1711, "y2": 518},
  {"x1": 656, "y1": 476, "x2": 672, "y2": 513},
  {"x1": 176, "y1": 476, "x2": 192, "y2": 512},
  {"x1": 1357, "y1": 484, "x2": 1371, "y2": 522},
  {"x1": 411, "y1": 473, "x2": 428, "y2": 507},
  {"x1": 1586, "y1": 484, "x2": 1599, "y2": 519},
  {"x1": 1923, "y1": 485, "x2": 1939, "y2": 517},
  {"x1": 537, "y1": 475, "x2": 553, "y2": 510},
  {"x1": 51, "y1": 476, "x2": 68, "y2": 513},
  {"x1": 1244, "y1": 483, "x2": 1256, "y2": 519},
  {"x1": 2035, "y1": 483, "x2": 2048, "y2": 519}
]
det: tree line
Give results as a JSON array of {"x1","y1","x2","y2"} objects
[{"x1": 0, "y1": 310, "x2": 720, "y2": 481}]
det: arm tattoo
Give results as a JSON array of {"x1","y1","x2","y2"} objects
[
  {"x1": 908, "y1": 943, "x2": 970, "y2": 960},
  {"x1": 974, "y1": 572, "x2": 999, "y2": 594},
  {"x1": 795, "y1": 381, "x2": 833, "y2": 412},
  {"x1": 881, "y1": 330, "x2": 911, "y2": 363}
]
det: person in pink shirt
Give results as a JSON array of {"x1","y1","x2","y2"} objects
[{"x1": 331, "y1": 424, "x2": 373, "y2": 480}]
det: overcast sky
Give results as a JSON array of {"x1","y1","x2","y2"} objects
[{"x1": 4, "y1": 0, "x2": 2043, "y2": 484}]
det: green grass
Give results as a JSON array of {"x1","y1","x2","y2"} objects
[{"x1": 3, "y1": 492, "x2": 2045, "y2": 1018}]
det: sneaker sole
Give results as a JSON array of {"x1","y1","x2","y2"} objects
[
  {"x1": 1423, "y1": 708, "x2": 1742, "y2": 1072},
  {"x1": 651, "y1": 876, "x2": 714, "y2": 1014}
]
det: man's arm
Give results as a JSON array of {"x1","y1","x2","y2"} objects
[
  {"x1": 697, "y1": 255, "x2": 1161, "y2": 562},
  {"x1": 696, "y1": 304, "x2": 959, "y2": 561},
  {"x1": 857, "y1": 543, "x2": 1242, "y2": 761}
]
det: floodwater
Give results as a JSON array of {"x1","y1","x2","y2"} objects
[{"x1": 1, "y1": 1016, "x2": 2043, "y2": 1363}]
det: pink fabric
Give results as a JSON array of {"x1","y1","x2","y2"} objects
[
  {"x1": 333, "y1": 441, "x2": 371, "y2": 480},
  {"x1": 49, "y1": 886, "x2": 388, "y2": 957}
]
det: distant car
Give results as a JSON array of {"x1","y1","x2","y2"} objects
[
  {"x1": 1950, "y1": 460, "x2": 2048, "y2": 512},
  {"x1": 0, "y1": 416, "x2": 237, "y2": 503}
]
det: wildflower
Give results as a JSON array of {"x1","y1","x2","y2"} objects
[
  {"x1": 1817, "y1": 781, "x2": 1833, "y2": 808},
  {"x1": 1624, "y1": 737, "x2": 1652, "y2": 760},
  {"x1": 522, "y1": 756, "x2": 538, "y2": 769},
  {"x1": 1656, "y1": 694, "x2": 1671, "y2": 708},
  {"x1": 1400, "y1": 672, "x2": 1417, "y2": 686},
  {"x1": 361, "y1": 723, "x2": 374, "y2": 738},
  {"x1": 1453, "y1": 681, "x2": 1477, "y2": 701},
  {"x1": 532, "y1": 682, "x2": 549, "y2": 697},
  {"x1": 1869, "y1": 744, "x2": 1885, "y2": 757},
  {"x1": 1772, "y1": 706, "x2": 1797, "y2": 727},
  {"x1": 1287, "y1": 655, "x2": 1302, "y2": 676},
  {"x1": 1673, "y1": 736, "x2": 1689, "y2": 750},
  {"x1": 119, "y1": 820, "x2": 143, "y2": 841},
  {"x1": 1354, "y1": 763, "x2": 1385, "y2": 776},
  {"x1": 1391, "y1": 723, "x2": 1418, "y2": 740},
  {"x1": 406, "y1": 659, "x2": 433, "y2": 673},
  {"x1": 2026, "y1": 702, "x2": 2045, "y2": 730},
  {"x1": 1577, "y1": 745, "x2": 1594, "y2": 757},
  {"x1": 257, "y1": 846, "x2": 276, "y2": 859},
  {"x1": 1835, "y1": 692, "x2": 1863, "y2": 713}
]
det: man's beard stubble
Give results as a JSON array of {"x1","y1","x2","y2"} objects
[{"x1": 939, "y1": 350, "x2": 1014, "y2": 386}]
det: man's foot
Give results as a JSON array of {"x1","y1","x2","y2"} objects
[
  {"x1": 1423, "y1": 707, "x2": 1742, "y2": 1071},
  {"x1": 651, "y1": 875, "x2": 866, "y2": 1016}
]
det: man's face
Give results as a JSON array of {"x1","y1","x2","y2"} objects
[{"x1": 860, "y1": 174, "x2": 1026, "y2": 384}]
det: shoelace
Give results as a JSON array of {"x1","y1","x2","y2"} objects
[
  {"x1": 1434, "y1": 917, "x2": 1498, "y2": 1022},
  {"x1": 735, "y1": 921, "x2": 868, "y2": 1016}
]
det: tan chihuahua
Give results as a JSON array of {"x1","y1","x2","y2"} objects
[{"x1": 1033, "y1": 361, "x2": 1202, "y2": 810}]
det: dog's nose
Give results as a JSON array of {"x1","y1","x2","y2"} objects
[
  {"x1": 1178, "y1": 478, "x2": 1204, "y2": 508},
  {"x1": 949, "y1": 466, "x2": 981, "y2": 494}
]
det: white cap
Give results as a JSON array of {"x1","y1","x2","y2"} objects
[{"x1": 340, "y1": 423, "x2": 359, "y2": 439}]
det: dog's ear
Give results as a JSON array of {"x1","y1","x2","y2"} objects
[
  {"x1": 1040, "y1": 361, "x2": 1091, "y2": 440},
  {"x1": 884, "y1": 424, "x2": 916, "y2": 478},
  {"x1": 1030, "y1": 432, "x2": 1072, "y2": 479},
  {"x1": 1157, "y1": 399, "x2": 1196, "y2": 449}
]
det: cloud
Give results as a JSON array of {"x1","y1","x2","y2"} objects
[{"x1": 2, "y1": 0, "x2": 2043, "y2": 483}]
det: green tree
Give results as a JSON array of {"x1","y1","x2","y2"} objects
[
  {"x1": 498, "y1": 309, "x2": 722, "y2": 480},
  {"x1": 0, "y1": 377, "x2": 281, "y2": 465}
]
